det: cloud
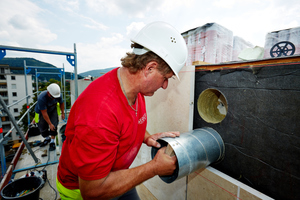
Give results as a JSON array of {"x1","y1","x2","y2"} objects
[
  {"x1": 157, "y1": 0, "x2": 194, "y2": 12},
  {"x1": 113, "y1": 0, "x2": 163, "y2": 18},
  {"x1": 41, "y1": 1, "x2": 108, "y2": 31},
  {"x1": 126, "y1": 22, "x2": 146, "y2": 39},
  {"x1": 1, "y1": 0, "x2": 299, "y2": 74},
  {"x1": 79, "y1": 14, "x2": 109, "y2": 30},
  {"x1": 75, "y1": 33, "x2": 130, "y2": 72},
  {"x1": 9, "y1": 15, "x2": 30, "y2": 30},
  {"x1": 85, "y1": 0, "x2": 119, "y2": 15},
  {"x1": 0, "y1": 0, "x2": 57, "y2": 46},
  {"x1": 85, "y1": 0, "x2": 169, "y2": 18},
  {"x1": 43, "y1": 0, "x2": 80, "y2": 12}
]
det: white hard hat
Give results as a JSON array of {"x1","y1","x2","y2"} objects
[
  {"x1": 47, "y1": 83, "x2": 61, "y2": 98},
  {"x1": 131, "y1": 21, "x2": 188, "y2": 79}
]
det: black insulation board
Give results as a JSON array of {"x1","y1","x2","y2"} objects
[{"x1": 193, "y1": 64, "x2": 300, "y2": 200}]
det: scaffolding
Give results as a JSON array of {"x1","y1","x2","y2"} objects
[
  {"x1": 24, "y1": 62, "x2": 68, "y2": 125},
  {"x1": 0, "y1": 44, "x2": 78, "y2": 99},
  {"x1": 0, "y1": 44, "x2": 77, "y2": 177}
]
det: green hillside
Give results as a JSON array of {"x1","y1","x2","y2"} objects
[{"x1": 0, "y1": 57, "x2": 82, "y2": 80}]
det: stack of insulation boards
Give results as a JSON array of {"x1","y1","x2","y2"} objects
[
  {"x1": 264, "y1": 26, "x2": 300, "y2": 58},
  {"x1": 181, "y1": 23, "x2": 253, "y2": 65}
]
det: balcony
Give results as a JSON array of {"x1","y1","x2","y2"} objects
[
  {"x1": 0, "y1": 75, "x2": 6, "y2": 82},
  {"x1": 0, "y1": 85, "x2": 7, "y2": 91}
]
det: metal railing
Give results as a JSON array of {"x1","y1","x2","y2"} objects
[{"x1": 0, "y1": 93, "x2": 39, "y2": 176}]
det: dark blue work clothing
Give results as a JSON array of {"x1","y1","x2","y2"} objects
[
  {"x1": 111, "y1": 188, "x2": 140, "y2": 200},
  {"x1": 35, "y1": 90, "x2": 63, "y2": 137}
]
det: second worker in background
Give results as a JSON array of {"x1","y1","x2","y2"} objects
[{"x1": 35, "y1": 83, "x2": 65, "y2": 151}]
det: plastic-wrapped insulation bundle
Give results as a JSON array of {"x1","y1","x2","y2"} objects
[
  {"x1": 182, "y1": 23, "x2": 234, "y2": 65},
  {"x1": 264, "y1": 26, "x2": 300, "y2": 58}
]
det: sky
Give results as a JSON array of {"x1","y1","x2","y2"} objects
[{"x1": 0, "y1": 0, "x2": 299, "y2": 74}]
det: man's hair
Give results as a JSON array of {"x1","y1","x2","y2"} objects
[{"x1": 121, "y1": 43, "x2": 172, "y2": 75}]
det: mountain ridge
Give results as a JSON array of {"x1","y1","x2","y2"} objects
[
  {"x1": 0, "y1": 57, "x2": 81, "y2": 80},
  {"x1": 79, "y1": 67, "x2": 117, "y2": 78}
]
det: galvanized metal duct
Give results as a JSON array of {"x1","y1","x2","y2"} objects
[{"x1": 151, "y1": 127, "x2": 225, "y2": 183}]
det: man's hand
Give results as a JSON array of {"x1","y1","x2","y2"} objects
[
  {"x1": 151, "y1": 146, "x2": 177, "y2": 176},
  {"x1": 61, "y1": 113, "x2": 65, "y2": 120},
  {"x1": 144, "y1": 131, "x2": 180, "y2": 148},
  {"x1": 79, "y1": 146, "x2": 178, "y2": 199},
  {"x1": 49, "y1": 123, "x2": 56, "y2": 131}
]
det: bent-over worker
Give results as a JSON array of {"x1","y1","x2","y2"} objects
[
  {"x1": 35, "y1": 83, "x2": 65, "y2": 151},
  {"x1": 57, "y1": 21, "x2": 188, "y2": 199}
]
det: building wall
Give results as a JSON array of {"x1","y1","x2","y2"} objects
[
  {"x1": 0, "y1": 66, "x2": 33, "y2": 141},
  {"x1": 130, "y1": 65, "x2": 195, "y2": 200},
  {"x1": 69, "y1": 65, "x2": 274, "y2": 199},
  {"x1": 70, "y1": 79, "x2": 93, "y2": 106},
  {"x1": 131, "y1": 65, "x2": 273, "y2": 200},
  {"x1": 193, "y1": 60, "x2": 300, "y2": 200}
]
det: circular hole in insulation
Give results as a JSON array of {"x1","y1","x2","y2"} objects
[{"x1": 197, "y1": 88, "x2": 228, "y2": 124}]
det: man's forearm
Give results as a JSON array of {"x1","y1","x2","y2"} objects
[
  {"x1": 80, "y1": 160, "x2": 156, "y2": 200},
  {"x1": 60, "y1": 103, "x2": 65, "y2": 115},
  {"x1": 41, "y1": 110, "x2": 52, "y2": 126},
  {"x1": 80, "y1": 146, "x2": 176, "y2": 200}
]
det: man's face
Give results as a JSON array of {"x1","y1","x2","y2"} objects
[
  {"x1": 141, "y1": 68, "x2": 174, "y2": 97},
  {"x1": 48, "y1": 92, "x2": 54, "y2": 99},
  {"x1": 47, "y1": 91, "x2": 57, "y2": 99}
]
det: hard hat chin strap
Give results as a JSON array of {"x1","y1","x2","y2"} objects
[{"x1": 132, "y1": 47, "x2": 150, "y2": 55}]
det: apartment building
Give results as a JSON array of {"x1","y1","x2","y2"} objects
[{"x1": 0, "y1": 64, "x2": 33, "y2": 141}]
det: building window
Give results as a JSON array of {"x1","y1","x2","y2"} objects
[
  {"x1": 11, "y1": 84, "x2": 17, "y2": 89},
  {"x1": 12, "y1": 92, "x2": 17, "y2": 97},
  {"x1": 0, "y1": 68, "x2": 4, "y2": 73},
  {"x1": 11, "y1": 76, "x2": 16, "y2": 80},
  {"x1": 14, "y1": 108, "x2": 18, "y2": 112}
]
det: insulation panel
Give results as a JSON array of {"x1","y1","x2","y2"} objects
[{"x1": 193, "y1": 58, "x2": 300, "y2": 200}]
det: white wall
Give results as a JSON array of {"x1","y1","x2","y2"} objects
[
  {"x1": 131, "y1": 65, "x2": 195, "y2": 200},
  {"x1": 6, "y1": 74, "x2": 33, "y2": 140},
  {"x1": 70, "y1": 79, "x2": 93, "y2": 106}
]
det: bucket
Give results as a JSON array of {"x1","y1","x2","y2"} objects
[
  {"x1": 151, "y1": 127, "x2": 225, "y2": 183},
  {"x1": 1, "y1": 177, "x2": 43, "y2": 200}
]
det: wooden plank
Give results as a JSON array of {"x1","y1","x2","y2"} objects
[
  {"x1": 195, "y1": 55, "x2": 300, "y2": 71},
  {"x1": 192, "y1": 61, "x2": 211, "y2": 65},
  {"x1": 136, "y1": 183, "x2": 157, "y2": 200},
  {"x1": 187, "y1": 167, "x2": 274, "y2": 200}
]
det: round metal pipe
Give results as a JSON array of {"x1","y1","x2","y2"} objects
[{"x1": 151, "y1": 127, "x2": 225, "y2": 183}]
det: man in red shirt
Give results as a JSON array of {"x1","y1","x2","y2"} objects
[{"x1": 57, "y1": 21, "x2": 188, "y2": 200}]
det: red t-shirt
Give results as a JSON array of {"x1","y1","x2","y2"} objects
[{"x1": 57, "y1": 68, "x2": 147, "y2": 189}]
